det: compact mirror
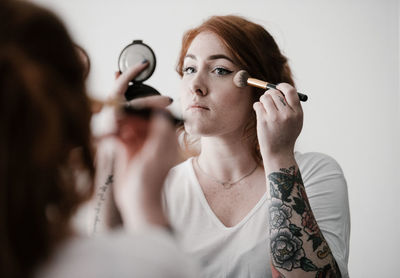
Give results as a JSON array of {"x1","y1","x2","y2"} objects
[{"x1": 118, "y1": 40, "x2": 160, "y2": 100}]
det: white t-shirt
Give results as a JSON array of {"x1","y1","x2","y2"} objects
[
  {"x1": 163, "y1": 152, "x2": 350, "y2": 278},
  {"x1": 36, "y1": 228, "x2": 199, "y2": 278}
]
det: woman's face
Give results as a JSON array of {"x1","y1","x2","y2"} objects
[{"x1": 180, "y1": 31, "x2": 253, "y2": 137}]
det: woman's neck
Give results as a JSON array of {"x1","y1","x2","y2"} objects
[{"x1": 198, "y1": 135, "x2": 257, "y2": 181}]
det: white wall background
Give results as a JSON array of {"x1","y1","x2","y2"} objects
[{"x1": 31, "y1": 0, "x2": 400, "y2": 277}]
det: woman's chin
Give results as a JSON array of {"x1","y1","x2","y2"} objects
[{"x1": 184, "y1": 123, "x2": 214, "y2": 137}]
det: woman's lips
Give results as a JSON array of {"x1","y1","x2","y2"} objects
[{"x1": 188, "y1": 104, "x2": 210, "y2": 110}]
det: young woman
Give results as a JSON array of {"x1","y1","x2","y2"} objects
[
  {"x1": 0, "y1": 1, "x2": 196, "y2": 277},
  {"x1": 162, "y1": 15, "x2": 350, "y2": 277}
]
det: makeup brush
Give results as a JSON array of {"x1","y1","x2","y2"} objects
[
  {"x1": 88, "y1": 96, "x2": 183, "y2": 126},
  {"x1": 233, "y1": 70, "x2": 308, "y2": 102},
  {"x1": 89, "y1": 96, "x2": 124, "y2": 114}
]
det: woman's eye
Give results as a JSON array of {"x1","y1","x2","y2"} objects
[
  {"x1": 183, "y1": 66, "x2": 196, "y2": 75},
  {"x1": 213, "y1": 67, "x2": 233, "y2": 76}
]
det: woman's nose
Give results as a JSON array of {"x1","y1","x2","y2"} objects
[{"x1": 190, "y1": 73, "x2": 208, "y2": 96}]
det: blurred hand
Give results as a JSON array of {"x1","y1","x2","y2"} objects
[
  {"x1": 90, "y1": 62, "x2": 176, "y2": 233},
  {"x1": 113, "y1": 113, "x2": 179, "y2": 231},
  {"x1": 112, "y1": 61, "x2": 149, "y2": 97},
  {"x1": 113, "y1": 62, "x2": 173, "y2": 109}
]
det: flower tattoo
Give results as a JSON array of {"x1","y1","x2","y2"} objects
[
  {"x1": 269, "y1": 198, "x2": 292, "y2": 231},
  {"x1": 270, "y1": 228, "x2": 305, "y2": 271},
  {"x1": 267, "y1": 166, "x2": 340, "y2": 276},
  {"x1": 301, "y1": 209, "x2": 319, "y2": 236}
]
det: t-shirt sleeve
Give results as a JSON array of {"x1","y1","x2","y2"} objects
[{"x1": 298, "y1": 152, "x2": 350, "y2": 278}]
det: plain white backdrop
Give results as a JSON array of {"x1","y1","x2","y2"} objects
[{"x1": 31, "y1": 0, "x2": 400, "y2": 277}]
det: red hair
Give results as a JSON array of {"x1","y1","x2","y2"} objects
[
  {"x1": 0, "y1": 1, "x2": 94, "y2": 277},
  {"x1": 176, "y1": 15, "x2": 295, "y2": 163}
]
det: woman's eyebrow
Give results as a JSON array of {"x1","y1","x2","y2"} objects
[
  {"x1": 184, "y1": 54, "x2": 196, "y2": 60},
  {"x1": 207, "y1": 54, "x2": 234, "y2": 63},
  {"x1": 184, "y1": 53, "x2": 234, "y2": 64}
]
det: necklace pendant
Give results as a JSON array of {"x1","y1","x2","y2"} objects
[
  {"x1": 221, "y1": 181, "x2": 233, "y2": 189},
  {"x1": 195, "y1": 157, "x2": 258, "y2": 190}
]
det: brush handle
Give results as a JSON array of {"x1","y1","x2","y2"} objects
[
  {"x1": 247, "y1": 78, "x2": 308, "y2": 102},
  {"x1": 266, "y1": 83, "x2": 308, "y2": 102}
]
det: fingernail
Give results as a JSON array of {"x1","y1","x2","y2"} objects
[
  {"x1": 142, "y1": 59, "x2": 148, "y2": 64},
  {"x1": 168, "y1": 97, "x2": 174, "y2": 103}
]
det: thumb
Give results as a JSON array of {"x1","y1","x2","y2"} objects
[{"x1": 253, "y1": 101, "x2": 266, "y2": 123}]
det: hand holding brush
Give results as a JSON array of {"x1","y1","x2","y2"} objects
[{"x1": 233, "y1": 70, "x2": 308, "y2": 102}]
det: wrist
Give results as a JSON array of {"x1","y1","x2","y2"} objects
[{"x1": 261, "y1": 151, "x2": 296, "y2": 174}]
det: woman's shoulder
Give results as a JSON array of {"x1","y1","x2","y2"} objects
[
  {"x1": 294, "y1": 151, "x2": 346, "y2": 186},
  {"x1": 170, "y1": 157, "x2": 194, "y2": 171},
  {"x1": 37, "y1": 229, "x2": 198, "y2": 278},
  {"x1": 165, "y1": 157, "x2": 195, "y2": 182},
  {"x1": 295, "y1": 151, "x2": 344, "y2": 174}
]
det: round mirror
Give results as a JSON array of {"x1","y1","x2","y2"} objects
[{"x1": 118, "y1": 40, "x2": 156, "y2": 82}]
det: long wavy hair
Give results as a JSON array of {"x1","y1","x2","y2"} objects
[
  {"x1": 176, "y1": 15, "x2": 295, "y2": 164},
  {"x1": 0, "y1": 1, "x2": 95, "y2": 277}
]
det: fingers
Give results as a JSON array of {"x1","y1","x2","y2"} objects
[
  {"x1": 253, "y1": 101, "x2": 266, "y2": 121},
  {"x1": 254, "y1": 84, "x2": 302, "y2": 122},
  {"x1": 112, "y1": 61, "x2": 149, "y2": 96},
  {"x1": 268, "y1": 89, "x2": 290, "y2": 112},
  {"x1": 258, "y1": 91, "x2": 279, "y2": 120},
  {"x1": 256, "y1": 83, "x2": 302, "y2": 115},
  {"x1": 253, "y1": 84, "x2": 303, "y2": 158},
  {"x1": 120, "y1": 61, "x2": 149, "y2": 83},
  {"x1": 276, "y1": 83, "x2": 301, "y2": 110},
  {"x1": 115, "y1": 108, "x2": 178, "y2": 160},
  {"x1": 113, "y1": 112, "x2": 177, "y2": 232},
  {"x1": 127, "y1": 95, "x2": 173, "y2": 110}
]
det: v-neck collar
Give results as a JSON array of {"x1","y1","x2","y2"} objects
[{"x1": 187, "y1": 157, "x2": 268, "y2": 231}]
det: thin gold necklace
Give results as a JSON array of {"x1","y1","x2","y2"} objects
[{"x1": 195, "y1": 157, "x2": 258, "y2": 189}]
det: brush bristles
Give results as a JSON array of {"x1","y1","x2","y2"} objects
[{"x1": 233, "y1": 70, "x2": 250, "y2": 88}]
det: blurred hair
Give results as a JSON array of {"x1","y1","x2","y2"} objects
[
  {"x1": 0, "y1": 1, "x2": 94, "y2": 277},
  {"x1": 74, "y1": 43, "x2": 91, "y2": 79},
  {"x1": 176, "y1": 15, "x2": 295, "y2": 164}
]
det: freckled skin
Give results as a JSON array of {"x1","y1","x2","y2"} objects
[{"x1": 180, "y1": 32, "x2": 253, "y2": 138}]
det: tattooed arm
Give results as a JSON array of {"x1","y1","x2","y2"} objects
[
  {"x1": 253, "y1": 84, "x2": 348, "y2": 277},
  {"x1": 265, "y1": 157, "x2": 342, "y2": 277},
  {"x1": 89, "y1": 141, "x2": 123, "y2": 235}
]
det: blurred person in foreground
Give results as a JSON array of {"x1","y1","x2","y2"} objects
[{"x1": 0, "y1": 1, "x2": 197, "y2": 277}]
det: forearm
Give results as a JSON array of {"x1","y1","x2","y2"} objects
[
  {"x1": 264, "y1": 155, "x2": 341, "y2": 278},
  {"x1": 93, "y1": 172, "x2": 170, "y2": 234},
  {"x1": 91, "y1": 173, "x2": 123, "y2": 234}
]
